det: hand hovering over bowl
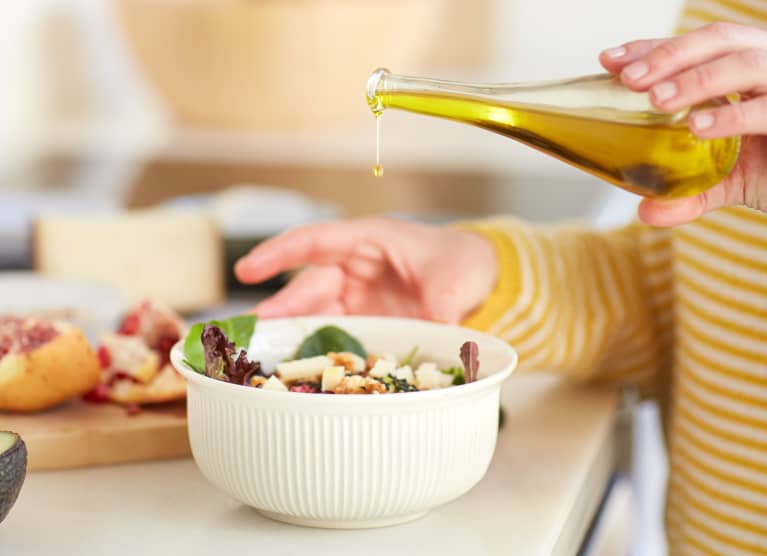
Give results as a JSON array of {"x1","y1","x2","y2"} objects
[
  {"x1": 600, "y1": 22, "x2": 767, "y2": 226},
  {"x1": 235, "y1": 217, "x2": 497, "y2": 324}
]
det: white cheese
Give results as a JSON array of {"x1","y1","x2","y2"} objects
[
  {"x1": 276, "y1": 355, "x2": 332, "y2": 381},
  {"x1": 395, "y1": 365, "x2": 414, "y2": 384},
  {"x1": 369, "y1": 359, "x2": 396, "y2": 378},
  {"x1": 415, "y1": 366, "x2": 453, "y2": 390},
  {"x1": 416, "y1": 362, "x2": 438, "y2": 374}
]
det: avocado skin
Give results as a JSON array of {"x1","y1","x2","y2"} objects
[{"x1": 0, "y1": 433, "x2": 27, "y2": 524}]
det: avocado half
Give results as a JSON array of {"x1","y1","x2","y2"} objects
[{"x1": 0, "y1": 431, "x2": 27, "y2": 524}]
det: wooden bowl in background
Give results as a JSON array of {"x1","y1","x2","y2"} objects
[{"x1": 115, "y1": 0, "x2": 451, "y2": 129}]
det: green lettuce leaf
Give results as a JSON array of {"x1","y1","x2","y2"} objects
[{"x1": 184, "y1": 314, "x2": 258, "y2": 373}]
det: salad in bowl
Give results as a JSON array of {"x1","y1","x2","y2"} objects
[
  {"x1": 181, "y1": 315, "x2": 479, "y2": 395},
  {"x1": 171, "y1": 314, "x2": 516, "y2": 529}
]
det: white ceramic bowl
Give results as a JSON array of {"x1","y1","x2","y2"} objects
[{"x1": 170, "y1": 316, "x2": 517, "y2": 529}]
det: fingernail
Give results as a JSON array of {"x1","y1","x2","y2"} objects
[
  {"x1": 623, "y1": 61, "x2": 649, "y2": 80},
  {"x1": 692, "y1": 112, "x2": 714, "y2": 129},
  {"x1": 652, "y1": 81, "x2": 677, "y2": 102},
  {"x1": 603, "y1": 46, "x2": 627, "y2": 58}
]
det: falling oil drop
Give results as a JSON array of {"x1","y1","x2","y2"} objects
[{"x1": 372, "y1": 113, "x2": 383, "y2": 177}]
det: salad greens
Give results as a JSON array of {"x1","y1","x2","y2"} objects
[
  {"x1": 184, "y1": 314, "x2": 258, "y2": 374},
  {"x1": 294, "y1": 325, "x2": 367, "y2": 359},
  {"x1": 460, "y1": 341, "x2": 479, "y2": 384},
  {"x1": 440, "y1": 366, "x2": 466, "y2": 386},
  {"x1": 201, "y1": 324, "x2": 262, "y2": 385},
  {"x1": 182, "y1": 315, "x2": 482, "y2": 395},
  {"x1": 399, "y1": 346, "x2": 418, "y2": 367},
  {"x1": 380, "y1": 374, "x2": 419, "y2": 393}
]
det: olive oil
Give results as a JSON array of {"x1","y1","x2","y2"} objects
[
  {"x1": 373, "y1": 114, "x2": 383, "y2": 177},
  {"x1": 366, "y1": 70, "x2": 741, "y2": 198}
]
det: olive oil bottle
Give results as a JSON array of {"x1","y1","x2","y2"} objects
[{"x1": 366, "y1": 69, "x2": 740, "y2": 198}]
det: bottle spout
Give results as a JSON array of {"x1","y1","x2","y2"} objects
[{"x1": 367, "y1": 67, "x2": 390, "y2": 115}]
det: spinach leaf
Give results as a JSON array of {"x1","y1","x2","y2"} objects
[
  {"x1": 294, "y1": 325, "x2": 367, "y2": 359},
  {"x1": 183, "y1": 314, "x2": 258, "y2": 373}
]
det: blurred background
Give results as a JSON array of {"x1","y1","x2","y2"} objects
[
  {"x1": 1, "y1": 0, "x2": 685, "y2": 272},
  {"x1": 0, "y1": 1, "x2": 686, "y2": 554}
]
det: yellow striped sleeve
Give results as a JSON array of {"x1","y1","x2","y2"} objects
[
  {"x1": 675, "y1": 0, "x2": 767, "y2": 32},
  {"x1": 459, "y1": 218, "x2": 673, "y2": 386}
]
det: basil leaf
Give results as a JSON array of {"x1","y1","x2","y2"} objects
[
  {"x1": 294, "y1": 325, "x2": 367, "y2": 359},
  {"x1": 183, "y1": 315, "x2": 258, "y2": 374}
]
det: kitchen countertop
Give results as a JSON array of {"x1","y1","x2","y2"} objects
[{"x1": 1, "y1": 373, "x2": 619, "y2": 556}]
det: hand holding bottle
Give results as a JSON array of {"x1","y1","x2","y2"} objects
[
  {"x1": 601, "y1": 22, "x2": 767, "y2": 226},
  {"x1": 235, "y1": 217, "x2": 497, "y2": 323}
]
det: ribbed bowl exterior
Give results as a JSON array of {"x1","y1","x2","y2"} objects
[
  {"x1": 187, "y1": 385, "x2": 499, "y2": 527},
  {"x1": 172, "y1": 316, "x2": 516, "y2": 529}
]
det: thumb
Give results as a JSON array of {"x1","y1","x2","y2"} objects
[
  {"x1": 637, "y1": 196, "x2": 707, "y2": 227},
  {"x1": 638, "y1": 178, "x2": 746, "y2": 227}
]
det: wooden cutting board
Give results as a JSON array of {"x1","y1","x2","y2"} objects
[{"x1": 0, "y1": 400, "x2": 190, "y2": 471}]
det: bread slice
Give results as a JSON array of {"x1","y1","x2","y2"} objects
[{"x1": 0, "y1": 323, "x2": 101, "y2": 412}]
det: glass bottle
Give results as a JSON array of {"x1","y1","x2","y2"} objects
[{"x1": 366, "y1": 68, "x2": 741, "y2": 198}]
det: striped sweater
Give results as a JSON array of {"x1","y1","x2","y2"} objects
[{"x1": 464, "y1": 1, "x2": 767, "y2": 554}]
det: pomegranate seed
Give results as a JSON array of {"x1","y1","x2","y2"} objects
[
  {"x1": 83, "y1": 383, "x2": 110, "y2": 403},
  {"x1": 97, "y1": 346, "x2": 111, "y2": 368},
  {"x1": 289, "y1": 382, "x2": 321, "y2": 394},
  {"x1": 118, "y1": 313, "x2": 140, "y2": 335}
]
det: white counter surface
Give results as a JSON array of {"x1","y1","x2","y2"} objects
[{"x1": 0, "y1": 373, "x2": 618, "y2": 556}]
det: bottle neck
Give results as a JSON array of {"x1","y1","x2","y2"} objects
[{"x1": 366, "y1": 69, "x2": 682, "y2": 124}]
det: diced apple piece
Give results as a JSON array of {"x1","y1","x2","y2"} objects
[
  {"x1": 276, "y1": 356, "x2": 332, "y2": 382},
  {"x1": 321, "y1": 366, "x2": 346, "y2": 392},
  {"x1": 261, "y1": 375, "x2": 288, "y2": 392},
  {"x1": 369, "y1": 359, "x2": 396, "y2": 378}
]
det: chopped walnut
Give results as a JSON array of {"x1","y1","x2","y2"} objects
[
  {"x1": 333, "y1": 375, "x2": 387, "y2": 395},
  {"x1": 365, "y1": 354, "x2": 379, "y2": 370},
  {"x1": 328, "y1": 352, "x2": 366, "y2": 373}
]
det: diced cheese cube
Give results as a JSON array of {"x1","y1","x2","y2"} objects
[
  {"x1": 395, "y1": 365, "x2": 414, "y2": 384},
  {"x1": 438, "y1": 372, "x2": 455, "y2": 388},
  {"x1": 415, "y1": 366, "x2": 453, "y2": 390},
  {"x1": 261, "y1": 375, "x2": 288, "y2": 392},
  {"x1": 276, "y1": 356, "x2": 332, "y2": 381},
  {"x1": 416, "y1": 362, "x2": 438, "y2": 374},
  {"x1": 369, "y1": 359, "x2": 396, "y2": 378},
  {"x1": 321, "y1": 366, "x2": 346, "y2": 392}
]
